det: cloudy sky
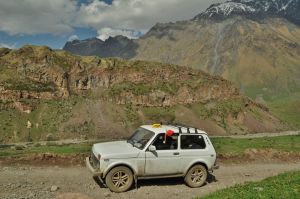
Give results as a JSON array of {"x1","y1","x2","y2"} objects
[{"x1": 0, "y1": 0, "x2": 225, "y2": 49}]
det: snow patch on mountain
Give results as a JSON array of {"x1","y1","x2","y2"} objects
[
  {"x1": 205, "y1": 2, "x2": 256, "y2": 17},
  {"x1": 195, "y1": 0, "x2": 299, "y2": 22}
]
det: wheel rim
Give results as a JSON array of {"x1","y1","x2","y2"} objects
[
  {"x1": 190, "y1": 168, "x2": 205, "y2": 184},
  {"x1": 112, "y1": 171, "x2": 129, "y2": 189}
]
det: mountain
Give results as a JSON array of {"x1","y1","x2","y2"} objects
[
  {"x1": 134, "y1": 15, "x2": 300, "y2": 95},
  {"x1": 132, "y1": 0, "x2": 300, "y2": 127},
  {"x1": 0, "y1": 46, "x2": 285, "y2": 143},
  {"x1": 63, "y1": 35, "x2": 135, "y2": 58},
  {"x1": 62, "y1": 0, "x2": 300, "y2": 98},
  {"x1": 62, "y1": 0, "x2": 300, "y2": 128},
  {"x1": 196, "y1": 0, "x2": 300, "y2": 25}
]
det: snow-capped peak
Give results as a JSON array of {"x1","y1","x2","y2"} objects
[
  {"x1": 194, "y1": 0, "x2": 299, "y2": 25},
  {"x1": 204, "y1": 2, "x2": 256, "y2": 17}
]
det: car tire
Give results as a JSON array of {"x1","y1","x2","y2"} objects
[
  {"x1": 105, "y1": 166, "x2": 133, "y2": 192},
  {"x1": 184, "y1": 164, "x2": 207, "y2": 188}
]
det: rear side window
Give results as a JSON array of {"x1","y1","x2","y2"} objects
[{"x1": 180, "y1": 135, "x2": 206, "y2": 149}]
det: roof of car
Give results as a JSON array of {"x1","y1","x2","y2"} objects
[{"x1": 141, "y1": 124, "x2": 207, "y2": 135}]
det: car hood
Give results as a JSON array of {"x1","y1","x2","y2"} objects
[{"x1": 92, "y1": 140, "x2": 141, "y2": 159}]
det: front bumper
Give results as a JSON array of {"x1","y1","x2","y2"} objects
[{"x1": 85, "y1": 157, "x2": 103, "y2": 177}]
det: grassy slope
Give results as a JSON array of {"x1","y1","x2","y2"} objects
[
  {"x1": 0, "y1": 135, "x2": 299, "y2": 157},
  {"x1": 0, "y1": 143, "x2": 92, "y2": 157},
  {"x1": 211, "y1": 135, "x2": 300, "y2": 155},
  {"x1": 267, "y1": 92, "x2": 300, "y2": 129},
  {"x1": 202, "y1": 171, "x2": 300, "y2": 199},
  {"x1": 0, "y1": 98, "x2": 81, "y2": 142}
]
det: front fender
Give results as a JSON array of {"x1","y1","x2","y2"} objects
[{"x1": 102, "y1": 160, "x2": 139, "y2": 178}]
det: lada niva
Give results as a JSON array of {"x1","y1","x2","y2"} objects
[{"x1": 86, "y1": 124, "x2": 218, "y2": 192}]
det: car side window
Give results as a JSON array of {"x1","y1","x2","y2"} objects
[
  {"x1": 152, "y1": 133, "x2": 178, "y2": 150},
  {"x1": 180, "y1": 135, "x2": 206, "y2": 149}
]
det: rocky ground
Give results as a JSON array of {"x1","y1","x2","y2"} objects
[{"x1": 0, "y1": 161, "x2": 299, "y2": 199}]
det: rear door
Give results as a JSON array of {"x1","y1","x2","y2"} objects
[
  {"x1": 179, "y1": 134, "x2": 210, "y2": 172},
  {"x1": 145, "y1": 133, "x2": 181, "y2": 176}
]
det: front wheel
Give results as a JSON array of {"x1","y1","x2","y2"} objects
[
  {"x1": 184, "y1": 164, "x2": 208, "y2": 188},
  {"x1": 105, "y1": 166, "x2": 133, "y2": 192}
]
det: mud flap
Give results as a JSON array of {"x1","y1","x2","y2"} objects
[
  {"x1": 93, "y1": 176, "x2": 107, "y2": 188},
  {"x1": 134, "y1": 175, "x2": 138, "y2": 190}
]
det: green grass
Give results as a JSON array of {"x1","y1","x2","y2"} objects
[
  {"x1": 0, "y1": 143, "x2": 92, "y2": 157},
  {"x1": 0, "y1": 97, "x2": 81, "y2": 143},
  {"x1": 211, "y1": 135, "x2": 300, "y2": 155},
  {"x1": 0, "y1": 135, "x2": 299, "y2": 158},
  {"x1": 3, "y1": 78, "x2": 56, "y2": 92},
  {"x1": 202, "y1": 171, "x2": 300, "y2": 199},
  {"x1": 109, "y1": 81, "x2": 179, "y2": 96},
  {"x1": 267, "y1": 92, "x2": 300, "y2": 129},
  {"x1": 191, "y1": 99, "x2": 245, "y2": 119},
  {"x1": 243, "y1": 84, "x2": 300, "y2": 129}
]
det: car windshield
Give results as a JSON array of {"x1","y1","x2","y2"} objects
[{"x1": 127, "y1": 127, "x2": 155, "y2": 150}]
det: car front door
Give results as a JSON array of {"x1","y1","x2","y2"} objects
[{"x1": 144, "y1": 133, "x2": 182, "y2": 176}]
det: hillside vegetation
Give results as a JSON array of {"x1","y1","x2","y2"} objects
[
  {"x1": 0, "y1": 46, "x2": 286, "y2": 143},
  {"x1": 203, "y1": 171, "x2": 300, "y2": 199}
]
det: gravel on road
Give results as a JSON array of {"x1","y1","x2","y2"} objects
[{"x1": 0, "y1": 162, "x2": 299, "y2": 199}]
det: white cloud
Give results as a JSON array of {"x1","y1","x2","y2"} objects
[
  {"x1": 97, "y1": 28, "x2": 143, "y2": 41},
  {"x1": 0, "y1": 0, "x2": 77, "y2": 35},
  {"x1": 78, "y1": 0, "x2": 225, "y2": 38},
  {"x1": 0, "y1": 42, "x2": 16, "y2": 49},
  {"x1": 78, "y1": 0, "x2": 224, "y2": 28},
  {"x1": 68, "y1": 34, "x2": 80, "y2": 41},
  {"x1": 0, "y1": 0, "x2": 226, "y2": 38}
]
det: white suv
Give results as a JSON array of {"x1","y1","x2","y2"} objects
[{"x1": 86, "y1": 124, "x2": 218, "y2": 192}]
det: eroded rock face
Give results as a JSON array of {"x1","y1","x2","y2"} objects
[
  {"x1": 0, "y1": 46, "x2": 286, "y2": 142},
  {"x1": 0, "y1": 46, "x2": 244, "y2": 107}
]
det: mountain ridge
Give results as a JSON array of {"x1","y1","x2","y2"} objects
[
  {"x1": 195, "y1": 0, "x2": 300, "y2": 25},
  {"x1": 63, "y1": 35, "x2": 136, "y2": 58}
]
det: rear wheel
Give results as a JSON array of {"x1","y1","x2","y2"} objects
[
  {"x1": 184, "y1": 164, "x2": 207, "y2": 188},
  {"x1": 105, "y1": 166, "x2": 133, "y2": 192}
]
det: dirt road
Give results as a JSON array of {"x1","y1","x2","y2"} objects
[
  {"x1": 1, "y1": 162, "x2": 299, "y2": 199},
  {"x1": 212, "y1": 130, "x2": 300, "y2": 139}
]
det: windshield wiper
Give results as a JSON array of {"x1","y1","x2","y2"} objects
[
  {"x1": 133, "y1": 142, "x2": 142, "y2": 149},
  {"x1": 127, "y1": 139, "x2": 134, "y2": 146}
]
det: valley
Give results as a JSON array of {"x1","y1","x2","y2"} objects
[{"x1": 0, "y1": 1, "x2": 299, "y2": 198}]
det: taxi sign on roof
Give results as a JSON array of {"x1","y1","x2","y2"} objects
[{"x1": 152, "y1": 123, "x2": 161, "y2": 128}]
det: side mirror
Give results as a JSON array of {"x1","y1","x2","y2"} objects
[{"x1": 148, "y1": 145, "x2": 156, "y2": 152}]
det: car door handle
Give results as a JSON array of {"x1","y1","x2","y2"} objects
[{"x1": 173, "y1": 152, "x2": 180, "y2": 155}]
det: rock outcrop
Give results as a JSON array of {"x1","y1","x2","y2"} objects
[{"x1": 0, "y1": 46, "x2": 286, "y2": 143}]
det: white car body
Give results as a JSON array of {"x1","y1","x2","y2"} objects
[{"x1": 86, "y1": 124, "x2": 218, "y2": 181}]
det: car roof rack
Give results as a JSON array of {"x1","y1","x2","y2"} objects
[{"x1": 166, "y1": 123, "x2": 200, "y2": 134}]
